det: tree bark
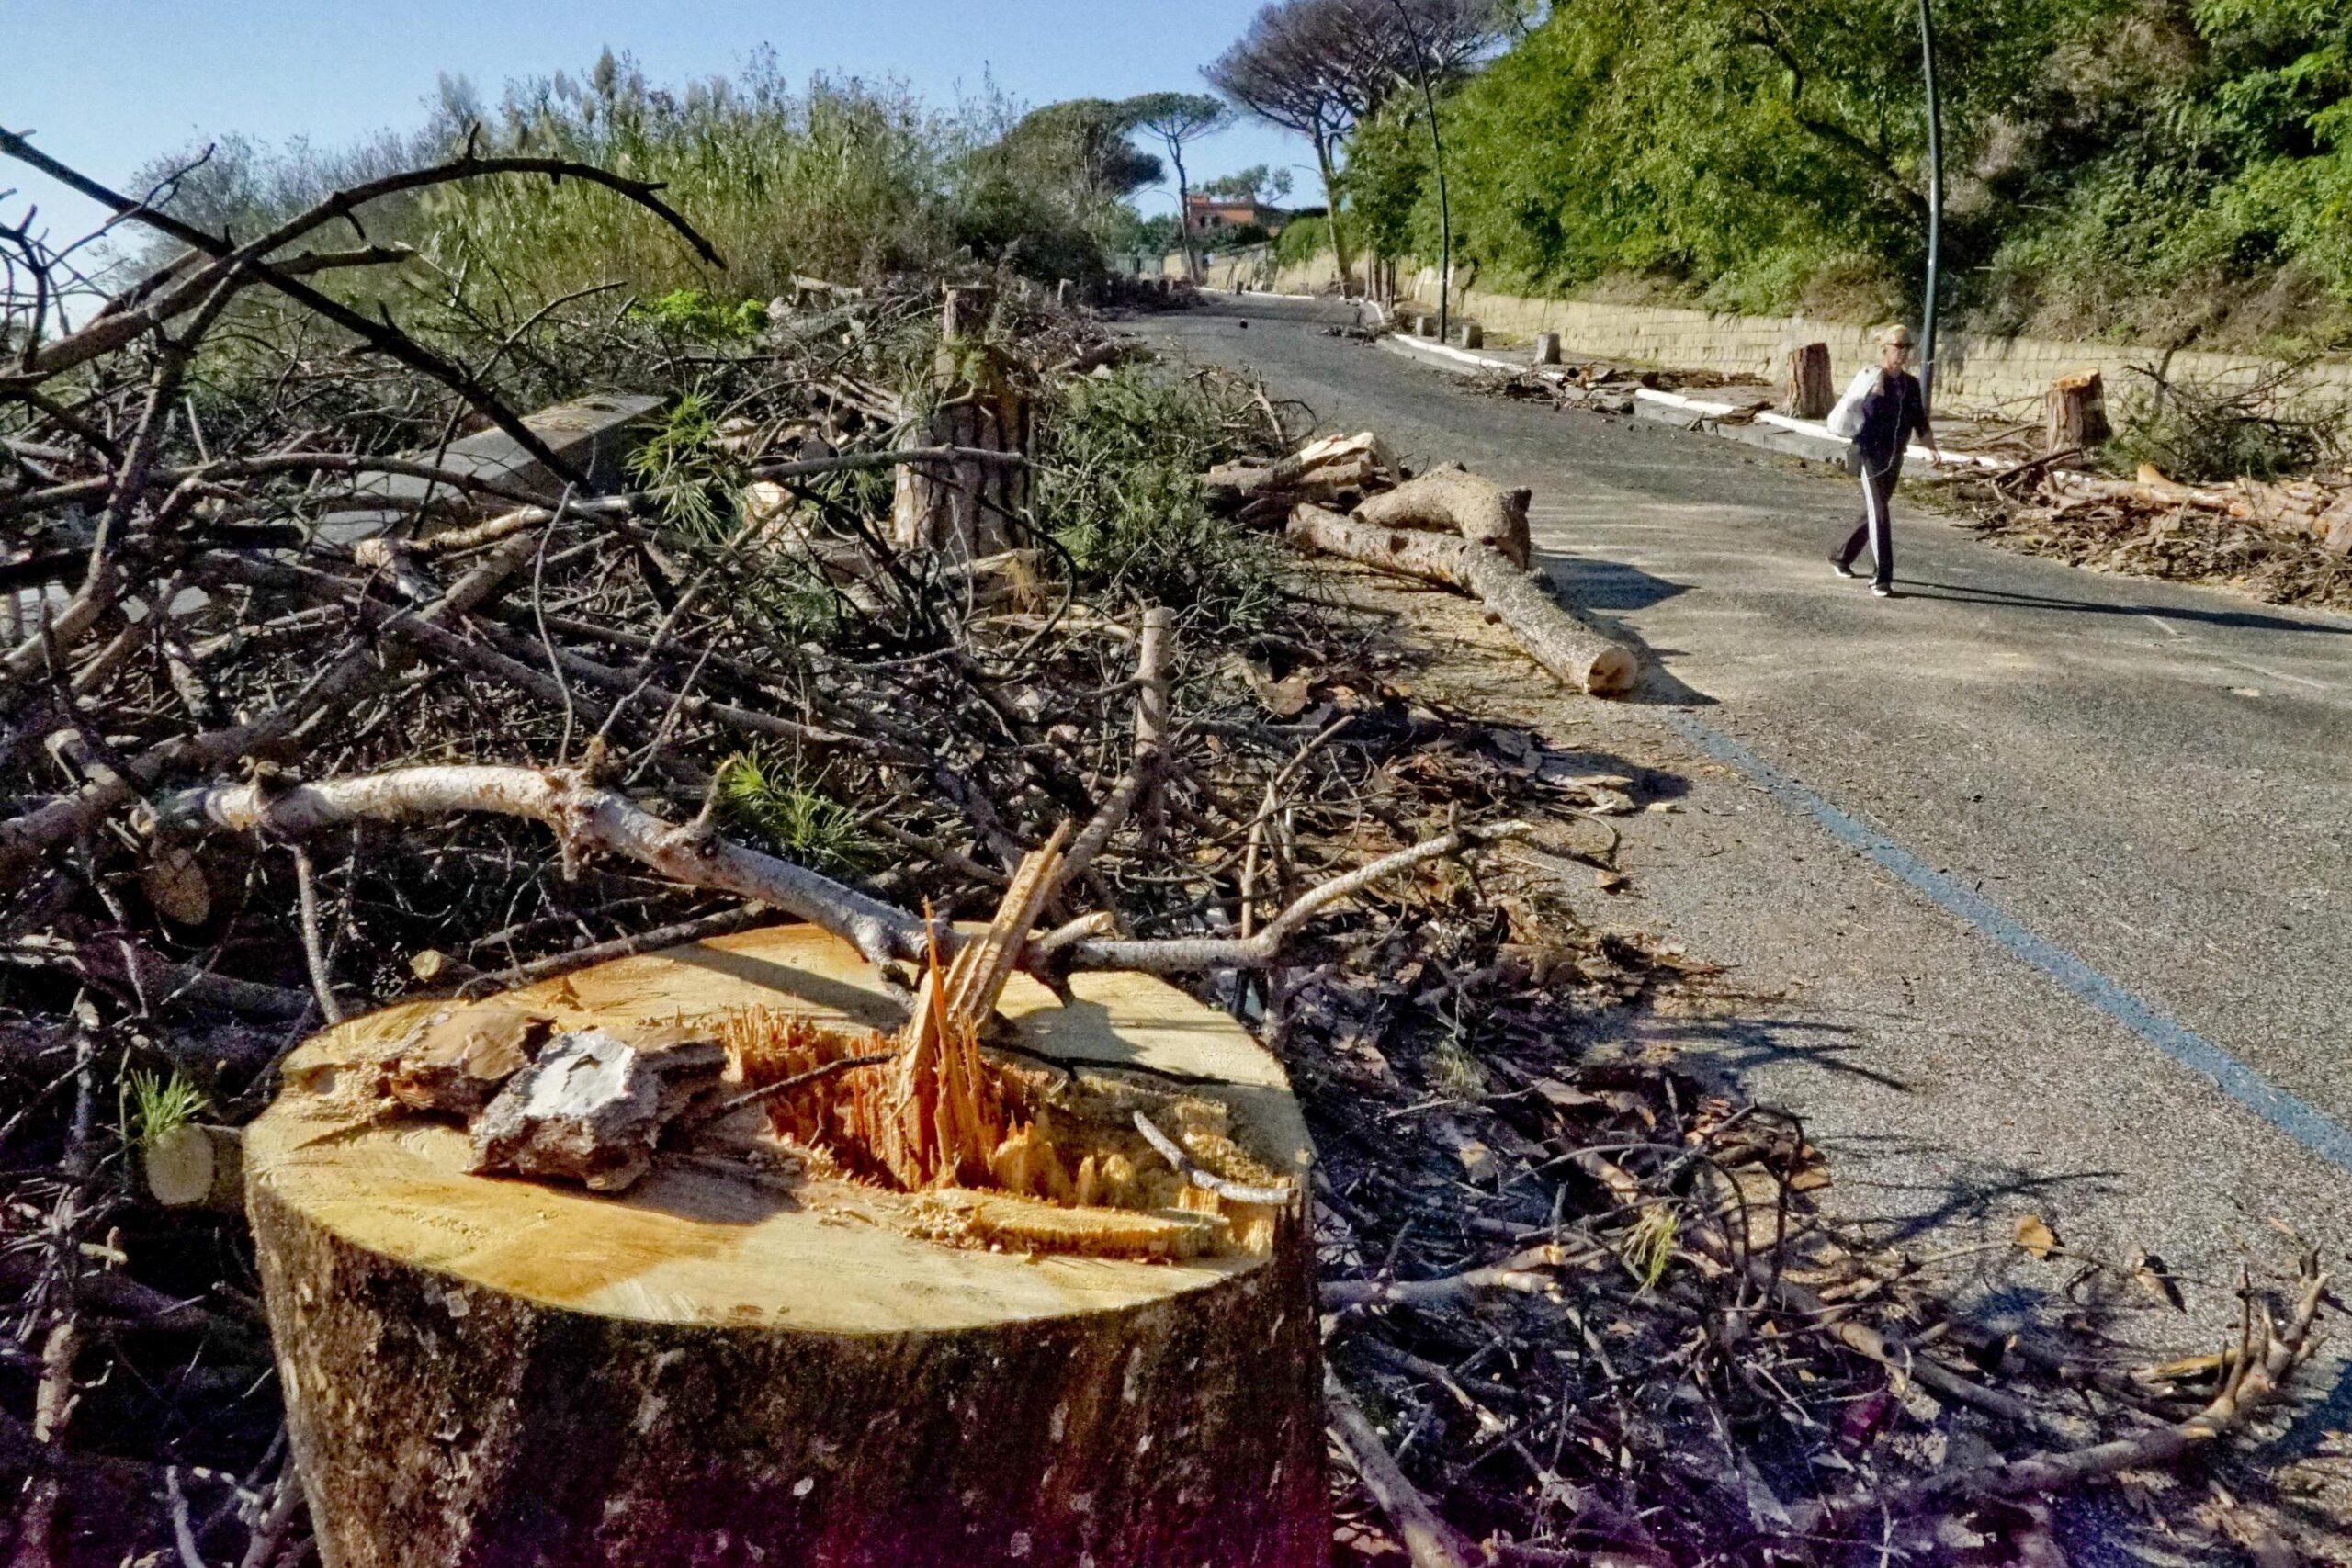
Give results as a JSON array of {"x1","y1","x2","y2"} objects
[
  {"x1": 1312, "y1": 130, "x2": 1354, "y2": 297},
  {"x1": 248, "y1": 922, "x2": 1329, "y2": 1568},
  {"x1": 1779, "y1": 342, "x2": 1834, "y2": 420},
  {"x1": 1352, "y1": 465, "x2": 1532, "y2": 570},
  {"x1": 2046, "y1": 370, "x2": 2111, "y2": 454},
  {"x1": 1285, "y1": 505, "x2": 1640, "y2": 696}
]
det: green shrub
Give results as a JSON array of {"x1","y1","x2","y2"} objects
[
  {"x1": 2105, "y1": 369, "x2": 2346, "y2": 480},
  {"x1": 1271, "y1": 215, "x2": 1330, "y2": 270},
  {"x1": 631, "y1": 288, "x2": 769, "y2": 343},
  {"x1": 1035, "y1": 367, "x2": 1280, "y2": 627}
]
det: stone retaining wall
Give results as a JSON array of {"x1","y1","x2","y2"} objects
[
  {"x1": 1167, "y1": 244, "x2": 2352, "y2": 418},
  {"x1": 1390, "y1": 268, "x2": 2352, "y2": 418}
]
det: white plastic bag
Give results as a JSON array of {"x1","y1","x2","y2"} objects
[{"x1": 1824, "y1": 367, "x2": 1875, "y2": 438}]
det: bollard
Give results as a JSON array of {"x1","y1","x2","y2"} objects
[
  {"x1": 1418, "y1": 314, "x2": 1439, "y2": 339},
  {"x1": 1457, "y1": 323, "x2": 1483, "y2": 350},
  {"x1": 1532, "y1": 333, "x2": 1562, "y2": 366}
]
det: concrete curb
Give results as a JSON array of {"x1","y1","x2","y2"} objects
[{"x1": 1375, "y1": 332, "x2": 2007, "y2": 475}]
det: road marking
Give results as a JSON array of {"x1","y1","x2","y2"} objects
[{"x1": 1665, "y1": 710, "x2": 2352, "y2": 1174}]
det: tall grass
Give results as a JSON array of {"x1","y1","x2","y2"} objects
[
  {"x1": 131, "y1": 47, "x2": 1122, "y2": 315},
  {"x1": 426, "y1": 51, "x2": 962, "y2": 303}
]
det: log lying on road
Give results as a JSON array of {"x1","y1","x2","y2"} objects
[
  {"x1": 1204, "y1": 430, "x2": 1392, "y2": 507},
  {"x1": 1351, "y1": 463, "x2": 1532, "y2": 570},
  {"x1": 247, "y1": 922, "x2": 1329, "y2": 1567},
  {"x1": 1286, "y1": 504, "x2": 1642, "y2": 696}
]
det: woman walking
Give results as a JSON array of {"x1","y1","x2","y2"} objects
[{"x1": 1826, "y1": 324, "x2": 1941, "y2": 598}]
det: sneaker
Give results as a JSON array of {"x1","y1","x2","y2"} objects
[
  {"x1": 1871, "y1": 582, "x2": 1894, "y2": 598},
  {"x1": 1830, "y1": 558, "x2": 1858, "y2": 580}
]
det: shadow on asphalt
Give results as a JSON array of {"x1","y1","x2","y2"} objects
[
  {"x1": 1533, "y1": 550, "x2": 1718, "y2": 706},
  {"x1": 1903, "y1": 578, "x2": 2352, "y2": 637},
  {"x1": 1658, "y1": 1011, "x2": 1909, "y2": 1093}
]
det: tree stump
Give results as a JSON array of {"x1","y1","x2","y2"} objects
[
  {"x1": 1779, "y1": 342, "x2": 1834, "y2": 420},
  {"x1": 2046, "y1": 370, "x2": 2111, "y2": 454},
  {"x1": 247, "y1": 924, "x2": 1327, "y2": 1567},
  {"x1": 890, "y1": 285, "x2": 1031, "y2": 560}
]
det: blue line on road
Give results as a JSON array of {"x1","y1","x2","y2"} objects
[{"x1": 1665, "y1": 710, "x2": 2352, "y2": 1175}]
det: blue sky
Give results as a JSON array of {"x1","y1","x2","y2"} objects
[{"x1": 2, "y1": 1, "x2": 1305, "y2": 251}]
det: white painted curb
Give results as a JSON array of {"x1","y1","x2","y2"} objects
[{"x1": 1376, "y1": 332, "x2": 2007, "y2": 473}]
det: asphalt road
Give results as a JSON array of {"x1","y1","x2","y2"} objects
[{"x1": 1142, "y1": 297, "x2": 2352, "y2": 1370}]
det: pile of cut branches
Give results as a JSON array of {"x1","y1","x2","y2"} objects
[
  {"x1": 0, "y1": 133, "x2": 2332, "y2": 1567},
  {"x1": 1957, "y1": 458, "x2": 2352, "y2": 611}
]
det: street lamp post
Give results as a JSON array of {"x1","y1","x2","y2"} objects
[{"x1": 1917, "y1": 0, "x2": 1944, "y2": 411}]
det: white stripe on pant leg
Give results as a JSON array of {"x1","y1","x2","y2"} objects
[{"x1": 1862, "y1": 468, "x2": 1889, "y2": 575}]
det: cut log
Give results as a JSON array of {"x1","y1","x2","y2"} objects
[
  {"x1": 1779, "y1": 342, "x2": 1834, "y2": 420},
  {"x1": 1203, "y1": 430, "x2": 1393, "y2": 508},
  {"x1": 1285, "y1": 504, "x2": 1642, "y2": 697},
  {"x1": 2046, "y1": 370, "x2": 2112, "y2": 453},
  {"x1": 1353, "y1": 463, "x2": 1533, "y2": 570},
  {"x1": 143, "y1": 1123, "x2": 243, "y2": 1211},
  {"x1": 247, "y1": 922, "x2": 1327, "y2": 1567}
]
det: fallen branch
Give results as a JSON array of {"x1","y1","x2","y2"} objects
[
  {"x1": 0, "y1": 525, "x2": 548, "y2": 882},
  {"x1": 1064, "y1": 819, "x2": 1532, "y2": 974},
  {"x1": 1321, "y1": 1240, "x2": 1602, "y2": 1310},
  {"x1": 1786, "y1": 1260, "x2": 2327, "y2": 1536},
  {"x1": 1287, "y1": 505, "x2": 1641, "y2": 697},
  {"x1": 1325, "y1": 1371, "x2": 1475, "y2": 1568},
  {"x1": 158, "y1": 763, "x2": 926, "y2": 976}
]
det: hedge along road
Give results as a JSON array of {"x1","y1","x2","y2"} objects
[{"x1": 1143, "y1": 293, "x2": 2352, "y2": 1344}]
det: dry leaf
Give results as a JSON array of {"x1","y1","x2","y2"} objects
[
  {"x1": 2015, "y1": 1213, "x2": 2060, "y2": 1259},
  {"x1": 142, "y1": 842, "x2": 210, "y2": 927},
  {"x1": 2132, "y1": 1251, "x2": 2187, "y2": 1312}
]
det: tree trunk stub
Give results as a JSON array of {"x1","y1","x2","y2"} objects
[
  {"x1": 890, "y1": 285, "x2": 1031, "y2": 560},
  {"x1": 248, "y1": 923, "x2": 1327, "y2": 1567},
  {"x1": 2047, "y1": 369, "x2": 2112, "y2": 454},
  {"x1": 1779, "y1": 342, "x2": 1835, "y2": 420},
  {"x1": 1286, "y1": 504, "x2": 1641, "y2": 697}
]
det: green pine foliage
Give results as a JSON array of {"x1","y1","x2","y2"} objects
[{"x1": 1035, "y1": 366, "x2": 1283, "y2": 628}]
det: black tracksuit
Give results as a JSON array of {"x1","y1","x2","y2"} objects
[{"x1": 1837, "y1": 368, "x2": 1933, "y2": 588}]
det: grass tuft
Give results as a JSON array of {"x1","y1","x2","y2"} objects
[{"x1": 122, "y1": 1068, "x2": 208, "y2": 1160}]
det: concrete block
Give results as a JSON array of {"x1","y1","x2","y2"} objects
[
  {"x1": 322, "y1": 390, "x2": 661, "y2": 546},
  {"x1": 1532, "y1": 333, "x2": 1561, "y2": 366},
  {"x1": 1457, "y1": 322, "x2": 1483, "y2": 349}
]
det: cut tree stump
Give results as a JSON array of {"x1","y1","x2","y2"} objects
[
  {"x1": 247, "y1": 923, "x2": 1327, "y2": 1567},
  {"x1": 2047, "y1": 370, "x2": 2112, "y2": 453},
  {"x1": 1779, "y1": 343, "x2": 1834, "y2": 420},
  {"x1": 1352, "y1": 463, "x2": 1533, "y2": 570},
  {"x1": 890, "y1": 284, "x2": 1031, "y2": 559},
  {"x1": 1286, "y1": 504, "x2": 1642, "y2": 696}
]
